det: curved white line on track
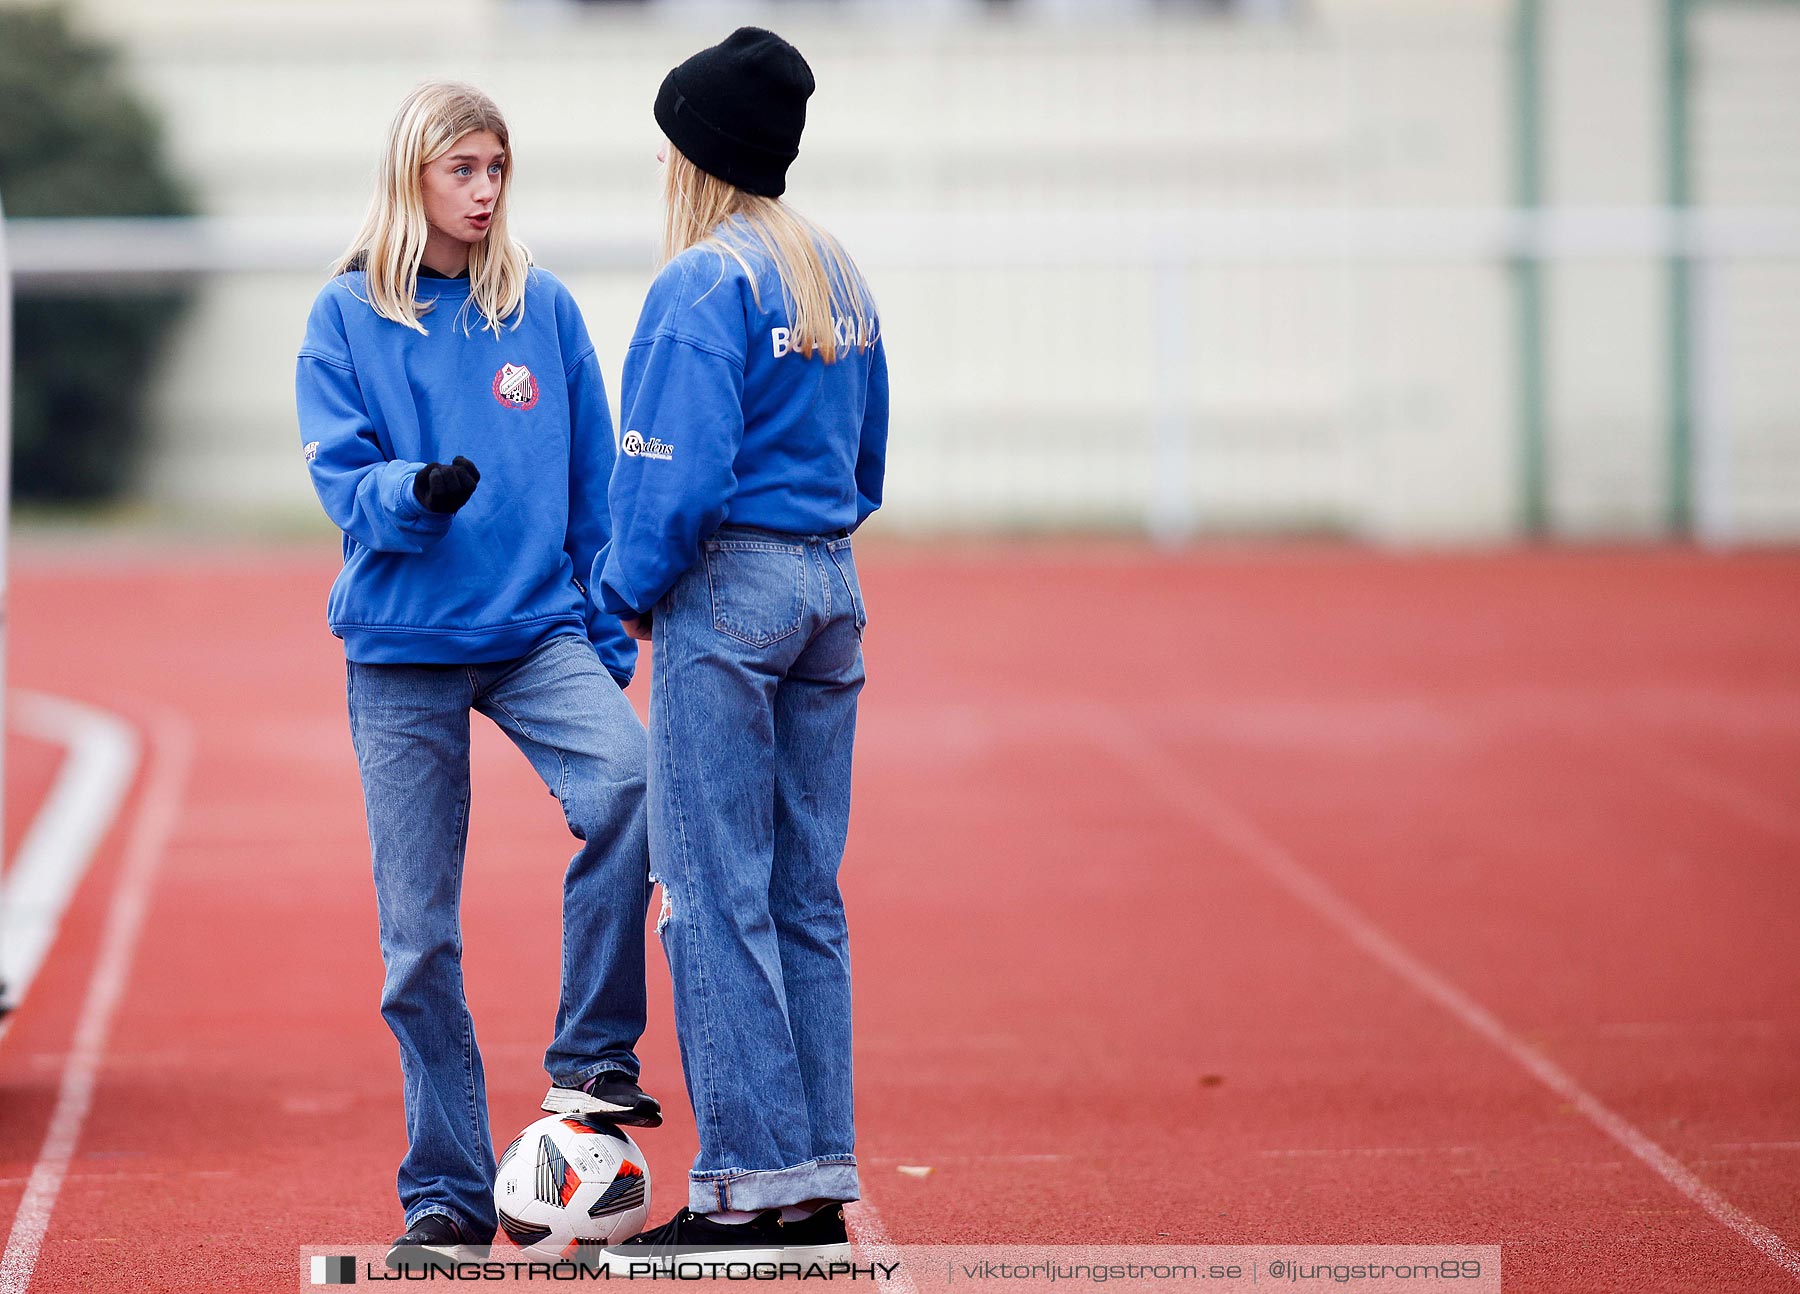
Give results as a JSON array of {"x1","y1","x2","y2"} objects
[
  {"x1": 0, "y1": 706, "x2": 193, "y2": 1294},
  {"x1": 0, "y1": 692, "x2": 142, "y2": 1019},
  {"x1": 848, "y1": 1198, "x2": 917, "y2": 1294},
  {"x1": 1086, "y1": 705, "x2": 1800, "y2": 1285}
]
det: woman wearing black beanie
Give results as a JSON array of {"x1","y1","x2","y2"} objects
[{"x1": 596, "y1": 27, "x2": 889, "y2": 1270}]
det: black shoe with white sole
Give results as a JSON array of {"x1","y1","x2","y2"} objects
[
  {"x1": 596, "y1": 1207, "x2": 786, "y2": 1274},
  {"x1": 386, "y1": 1213, "x2": 479, "y2": 1271},
  {"x1": 541, "y1": 1070, "x2": 663, "y2": 1127},
  {"x1": 782, "y1": 1202, "x2": 853, "y2": 1265}
]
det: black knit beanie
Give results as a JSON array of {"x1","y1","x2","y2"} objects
[{"x1": 654, "y1": 27, "x2": 815, "y2": 198}]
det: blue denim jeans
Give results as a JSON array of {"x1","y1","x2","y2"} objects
[
  {"x1": 648, "y1": 525, "x2": 867, "y2": 1212},
  {"x1": 346, "y1": 632, "x2": 652, "y2": 1238}
]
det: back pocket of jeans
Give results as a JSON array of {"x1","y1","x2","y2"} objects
[{"x1": 705, "y1": 540, "x2": 805, "y2": 647}]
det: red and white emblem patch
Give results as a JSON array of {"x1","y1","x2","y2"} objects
[{"x1": 493, "y1": 363, "x2": 539, "y2": 410}]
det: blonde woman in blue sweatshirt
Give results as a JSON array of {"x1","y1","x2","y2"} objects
[
  {"x1": 295, "y1": 81, "x2": 662, "y2": 1271},
  {"x1": 597, "y1": 29, "x2": 888, "y2": 1268}
]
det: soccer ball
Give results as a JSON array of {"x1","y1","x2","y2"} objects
[{"x1": 493, "y1": 1114, "x2": 651, "y2": 1258}]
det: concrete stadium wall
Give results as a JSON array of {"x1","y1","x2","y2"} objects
[{"x1": 33, "y1": 0, "x2": 1800, "y2": 539}]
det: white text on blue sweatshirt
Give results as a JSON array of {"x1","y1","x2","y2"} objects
[{"x1": 599, "y1": 238, "x2": 888, "y2": 618}]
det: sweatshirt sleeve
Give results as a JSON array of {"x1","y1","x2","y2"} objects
[
  {"x1": 296, "y1": 287, "x2": 449, "y2": 554},
  {"x1": 560, "y1": 315, "x2": 639, "y2": 688},
  {"x1": 855, "y1": 334, "x2": 889, "y2": 525},
  {"x1": 600, "y1": 257, "x2": 748, "y2": 618}
]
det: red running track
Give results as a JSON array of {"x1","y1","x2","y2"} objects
[{"x1": 0, "y1": 542, "x2": 1796, "y2": 1292}]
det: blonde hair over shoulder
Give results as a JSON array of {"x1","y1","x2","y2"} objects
[
  {"x1": 333, "y1": 80, "x2": 531, "y2": 337},
  {"x1": 661, "y1": 145, "x2": 876, "y2": 364}
]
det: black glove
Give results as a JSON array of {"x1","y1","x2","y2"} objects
[{"x1": 413, "y1": 456, "x2": 480, "y2": 514}]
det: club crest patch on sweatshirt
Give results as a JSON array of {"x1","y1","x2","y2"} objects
[{"x1": 493, "y1": 363, "x2": 540, "y2": 410}]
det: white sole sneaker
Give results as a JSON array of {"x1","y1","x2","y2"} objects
[
  {"x1": 784, "y1": 1242, "x2": 855, "y2": 1267},
  {"x1": 594, "y1": 1245, "x2": 788, "y2": 1276},
  {"x1": 540, "y1": 1085, "x2": 663, "y2": 1126}
]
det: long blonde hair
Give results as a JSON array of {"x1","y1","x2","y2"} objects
[
  {"x1": 333, "y1": 81, "x2": 530, "y2": 336},
  {"x1": 662, "y1": 145, "x2": 876, "y2": 364}
]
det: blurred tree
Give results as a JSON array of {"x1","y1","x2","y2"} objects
[{"x1": 0, "y1": 5, "x2": 194, "y2": 502}]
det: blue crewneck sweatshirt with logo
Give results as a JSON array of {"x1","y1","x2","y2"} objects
[
  {"x1": 296, "y1": 266, "x2": 637, "y2": 683},
  {"x1": 598, "y1": 232, "x2": 889, "y2": 619}
]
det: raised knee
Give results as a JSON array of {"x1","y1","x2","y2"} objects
[
  {"x1": 378, "y1": 936, "x2": 463, "y2": 1006},
  {"x1": 564, "y1": 794, "x2": 604, "y2": 843},
  {"x1": 563, "y1": 772, "x2": 646, "y2": 843}
]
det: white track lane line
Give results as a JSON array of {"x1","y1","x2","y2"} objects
[
  {"x1": 1488, "y1": 690, "x2": 1800, "y2": 846},
  {"x1": 0, "y1": 692, "x2": 141, "y2": 1020},
  {"x1": 1602, "y1": 739, "x2": 1800, "y2": 845},
  {"x1": 847, "y1": 1197, "x2": 917, "y2": 1294},
  {"x1": 1085, "y1": 705, "x2": 1800, "y2": 1284},
  {"x1": 0, "y1": 707, "x2": 193, "y2": 1294}
]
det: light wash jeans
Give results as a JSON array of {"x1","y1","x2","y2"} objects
[
  {"x1": 649, "y1": 524, "x2": 867, "y2": 1213},
  {"x1": 346, "y1": 632, "x2": 652, "y2": 1238}
]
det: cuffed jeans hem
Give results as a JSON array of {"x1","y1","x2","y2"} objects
[
  {"x1": 688, "y1": 1157, "x2": 860, "y2": 1213},
  {"x1": 403, "y1": 1206, "x2": 487, "y2": 1240},
  {"x1": 546, "y1": 1057, "x2": 641, "y2": 1088}
]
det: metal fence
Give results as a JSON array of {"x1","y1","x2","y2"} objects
[{"x1": 6, "y1": 1, "x2": 1800, "y2": 541}]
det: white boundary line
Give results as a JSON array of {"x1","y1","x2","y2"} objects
[
  {"x1": 0, "y1": 693, "x2": 142, "y2": 1021},
  {"x1": 1595, "y1": 737, "x2": 1800, "y2": 846},
  {"x1": 1083, "y1": 704, "x2": 1800, "y2": 1284},
  {"x1": 1465, "y1": 689, "x2": 1800, "y2": 847},
  {"x1": 0, "y1": 707, "x2": 193, "y2": 1294},
  {"x1": 848, "y1": 1198, "x2": 917, "y2": 1294}
]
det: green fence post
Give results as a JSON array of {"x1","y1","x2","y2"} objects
[
  {"x1": 1665, "y1": 0, "x2": 1694, "y2": 536},
  {"x1": 1512, "y1": 0, "x2": 1549, "y2": 537}
]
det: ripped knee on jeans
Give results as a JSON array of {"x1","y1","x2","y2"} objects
[{"x1": 650, "y1": 875, "x2": 672, "y2": 934}]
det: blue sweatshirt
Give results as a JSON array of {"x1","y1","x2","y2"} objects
[
  {"x1": 599, "y1": 230, "x2": 889, "y2": 619},
  {"x1": 296, "y1": 266, "x2": 637, "y2": 683}
]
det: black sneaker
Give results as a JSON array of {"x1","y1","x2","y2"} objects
[
  {"x1": 386, "y1": 1212, "x2": 478, "y2": 1271},
  {"x1": 541, "y1": 1070, "x2": 663, "y2": 1127},
  {"x1": 782, "y1": 1202, "x2": 853, "y2": 1266},
  {"x1": 596, "y1": 1207, "x2": 786, "y2": 1275}
]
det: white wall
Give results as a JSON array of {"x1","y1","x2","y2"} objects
[{"x1": 28, "y1": 0, "x2": 1800, "y2": 539}]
